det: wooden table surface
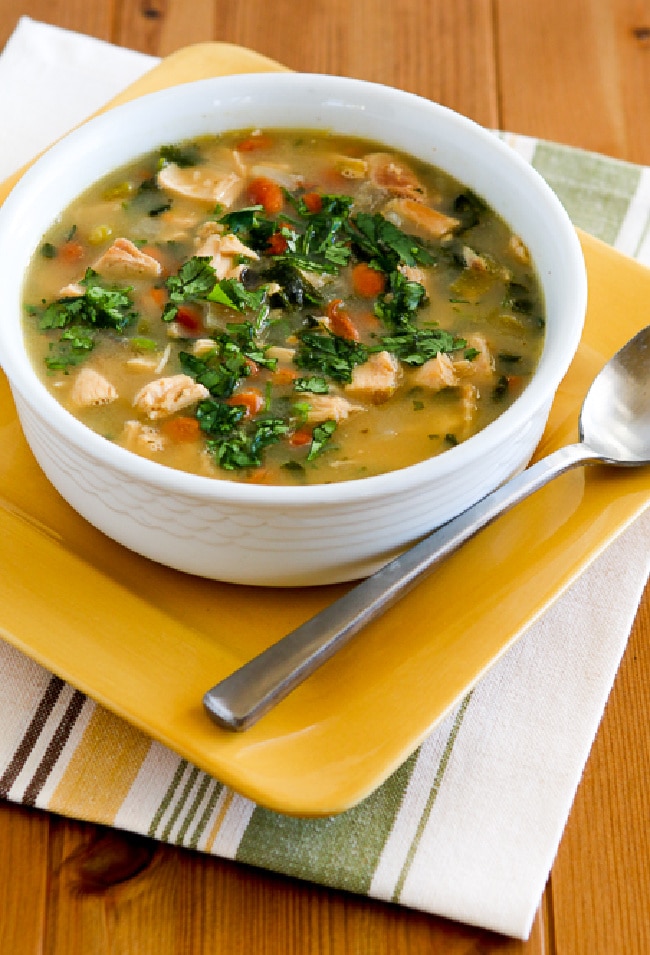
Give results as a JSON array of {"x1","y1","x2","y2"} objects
[{"x1": 1, "y1": 2, "x2": 649, "y2": 952}]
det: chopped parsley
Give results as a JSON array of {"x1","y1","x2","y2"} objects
[
  {"x1": 207, "y1": 278, "x2": 269, "y2": 319},
  {"x1": 307, "y1": 419, "x2": 337, "y2": 460},
  {"x1": 163, "y1": 256, "x2": 217, "y2": 321},
  {"x1": 294, "y1": 328, "x2": 369, "y2": 383},
  {"x1": 346, "y1": 213, "x2": 434, "y2": 272},
  {"x1": 45, "y1": 326, "x2": 96, "y2": 371},
  {"x1": 179, "y1": 322, "x2": 276, "y2": 399},
  {"x1": 374, "y1": 269, "x2": 428, "y2": 329},
  {"x1": 196, "y1": 398, "x2": 289, "y2": 470},
  {"x1": 263, "y1": 261, "x2": 324, "y2": 308},
  {"x1": 380, "y1": 327, "x2": 466, "y2": 366},
  {"x1": 37, "y1": 269, "x2": 137, "y2": 334},
  {"x1": 294, "y1": 376, "x2": 329, "y2": 394},
  {"x1": 281, "y1": 194, "x2": 354, "y2": 273}
]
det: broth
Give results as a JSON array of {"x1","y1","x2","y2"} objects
[{"x1": 22, "y1": 128, "x2": 545, "y2": 485}]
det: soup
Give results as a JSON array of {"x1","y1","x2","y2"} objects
[{"x1": 23, "y1": 129, "x2": 544, "y2": 485}]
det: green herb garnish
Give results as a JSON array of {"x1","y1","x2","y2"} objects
[{"x1": 294, "y1": 328, "x2": 369, "y2": 383}]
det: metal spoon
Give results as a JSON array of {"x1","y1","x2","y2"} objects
[{"x1": 204, "y1": 325, "x2": 650, "y2": 731}]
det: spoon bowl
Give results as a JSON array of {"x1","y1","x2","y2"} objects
[
  {"x1": 579, "y1": 325, "x2": 650, "y2": 464},
  {"x1": 204, "y1": 325, "x2": 650, "y2": 731}
]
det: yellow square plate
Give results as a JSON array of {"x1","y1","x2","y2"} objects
[{"x1": 1, "y1": 44, "x2": 649, "y2": 817}]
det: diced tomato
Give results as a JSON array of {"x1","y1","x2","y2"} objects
[
  {"x1": 302, "y1": 191, "x2": 323, "y2": 213},
  {"x1": 175, "y1": 304, "x2": 203, "y2": 332},
  {"x1": 226, "y1": 388, "x2": 265, "y2": 418},
  {"x1": 289, "y1": 428, "x2": 312, "y2": 447},
  {"x1": 161, "y1": 416, "x2": 201, "y2": 443},
  {"x1": 236, "y1": 133, "x2": 274, "y2": 152},
  {"x1": 351, "y1": 262, "x2": 386, "y2": 298},
  {"x1": 248, "y1": 176, "x2": 284, "y2": 215},
  {"x1": 267, "y1": 232, "x2": 288, "y2": 255},
  {"x1": 327, "y1": 299, "x2": 360, "y2": 341}
]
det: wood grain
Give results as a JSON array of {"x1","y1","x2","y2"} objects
[
  {"x1": 497, "y1": 0, "x2": 650, "y2": 162},
  {"x1": 1, "y1": 1, "x2": 649, "y2": 952}
]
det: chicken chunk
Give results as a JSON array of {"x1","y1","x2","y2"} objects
[
  {"x1": 334, "y1": 155, "x2": 368, "y2": 179},
  {"x1": 70, "y1": 367, "x2": 118, "y2": 408},
  {"x1": 194, "y1": 232, "x2": 259, "y2": 281},
  {"x1": 410, "y1": 351, "x2": 459, "y2": 391},
  {"x1": 365, "y1": 153, "x2": 427, "y2": 201},
  {"x1": 92, "y1": 237, "x2": 162, "y2": 280},
  {"x1": 58, "y1": 282, "x2": 85, "y2": 298},
  {"x1": 453, "y1": 334, "x2": 495, "y2": 381},
  {"x1": 266, "y1": 345, "x2": 296, "y2": 364},
  {"x1": 191, "y1": 338, "x2": 218, "y2": 357},
  {"x1": 304, "y1": 394, "x2": 364, "y2": 424},
  {"x1": 157, "y1": 163, "x2": 244, "y2": 207},
  {"x1": 133, "y1": 374, "x2": 209, "y2": 420},
  {"x1": 383, "y1": 197, "x2": 460, "y2": 239},
  {"x1": 121, "y1": 420, "x2": 167, "y2": 453},
  {"x1": 459, "y1": 383, "x2": 479, "y2": 425},
  {"x1": 508, "y1": 234, "x2": 531, "y2": 265},
  {"x1": 247, "y1": 163, "x2": 304, "y2": 190},
  {"x1": 345, "y1": 351, "x2": 400, "y2": 404}
]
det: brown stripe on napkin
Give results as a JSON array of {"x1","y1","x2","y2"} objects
[
  {"x1": 23, "y1": 688, "x2": 86, "y2": 806},
  {"x1": 0, "y1": 674, "x2": 65, "y2": 796}
]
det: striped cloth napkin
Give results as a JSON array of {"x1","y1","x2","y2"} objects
[{"x1": 1, "y1": 17, "x2": 649, "y2": 940}]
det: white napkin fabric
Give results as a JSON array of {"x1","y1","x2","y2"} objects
[{"x1": 0, "y1": 17, "x2": 648, "y2": 940}]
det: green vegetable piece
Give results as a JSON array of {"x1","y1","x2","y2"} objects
[
  {"x1": 197, "y1": 404, "x2": 289, "y2": 471},
  {"x1": 294, "y1": 328, "x2": 369, "y2": 383},
  {"x1": 38, "y1": 269, "x2": 137, "y2": 335},
  {"x1": 347, "y1": 213, "x2": 434, "y2": 272},
  {"x1": 294, "y1": 376, "x2": 329, "y2": 394},
  {"x1": 374, "y1": 269, "x2": 428, "y2": 329},
  {"x1": 307, "y1": 419, "x2": 337, "y2": 461},
  {"x1": 44, "y1": 326, "x2": 96, "y2": 371},
  {"x1": 381, "y1": 327, "x2": 466, "y2": 366},
  {"x1": 159, "y1": 142, "x2": 202, "y2": 167},
  {"x1": 163, "y1": 256, "x2": 218, "y2": 321}
]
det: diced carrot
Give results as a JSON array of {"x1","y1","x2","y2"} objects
[
  {"x1": 175, "y1": 304, "x2": 203, "y2": 332},
  {"x1": 352, "y1": 262, "x2": 386, "y2": 298},
  {"x1": 149, "y1": 286, "x2": 167, "y2": 307},
  {"x1": 267, "y1": 232, "x2": 288, "y2": 255},
  {"x1": 302, "y1": 191, "x2": 323, "y2": 213},
  {"x1": 226, "y1": 388, "x2": 265, "y2": 418},
  {"x1": 248, "y1": 176, "x2": 284, "y2": 216},
  {"x1": 327, "y1": 299, "x2": 360, "y2": 341},
  {"x1": 272, "y1": 368, "x2": 298, "y2": 385},
  {"x1": 245, "y1": 467, "x2": 270, "y2": 483},
  {"x1": 161, "y1": 416, "x2": 201, "y2": 443},
  {"x1": 289, "y1": 428, "x2": 312, "y2": 447},
  {"x1": 59, "y1": 240, "x2": 85, "y2": 263},
  {"x1": 236, "y1": 133, "x2": 274, "y2": 152}
]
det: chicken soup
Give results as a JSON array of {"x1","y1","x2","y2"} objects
[{"x1": 23, "y1": 129, "x2": 545, "y2": 485}]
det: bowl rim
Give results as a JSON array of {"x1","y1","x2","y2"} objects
[{"x1": 0, "y1": 72, "x2": 588, "y2": 506}]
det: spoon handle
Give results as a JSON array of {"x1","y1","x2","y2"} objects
[{"x1": 204, "y1": 442, "x2": 597, "y2": 731}]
